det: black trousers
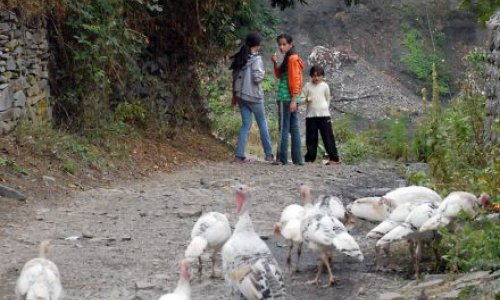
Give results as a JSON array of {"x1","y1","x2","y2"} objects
[{"x1": 304, "y1": 116, "x2": 339, "y2": 162}]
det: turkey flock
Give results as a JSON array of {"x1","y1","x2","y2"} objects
[{"x1": 14, "y1": 184, "x2": 495, "y2": 300}]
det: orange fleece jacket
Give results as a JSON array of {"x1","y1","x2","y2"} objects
[{"x1": 274, "y1": 54, "x2": 304, "y2": 98}]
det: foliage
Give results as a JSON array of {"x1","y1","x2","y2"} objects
[
  {"x1": 406, "y1": 170, "x2": 434, "y2": 188},
  {"x1": 464, "y1": 48, "x2": 487, "y2": 78},
  {"x1": 0, "y1": 156, "x2": 30, "y2": 175},
  {"x1": 401, "y1": 27, "x2": 450, "y2": 95},
  {"x1": 339, "y1": 134, "x2": 375, "y2": 164},
  {"x1": 61, "y1": 159, "x2": 77, "y2": 175},
  {"x1": 114, "y1": 100, "x2": 147, "y2": 125},
  {"x1": 13, "y1": 118, "x2": 135, "y2": 173},
  {"x1": 411, "y1": 49, "x2": 498, "y2": 196},
  {"x1": 233, "y1": 0, "x2": 281, "y2": 39},
  {"x1": 332, "y1": 113, "x2": 359, "y2": 143},
  {"x1": 459, "y1": 0, "x2": 500, "y2": 26},
  {"x1": 376, "y1": 116, "x2": 411, "y2": 161},
  {"x1": 439, "y1": 211, "x2": 500, "y2": 272},
  {"x1": 0, "y1": 157, "x2": 9, "y2": 166},
  {"x1": 58, "y1": 0, "x2": 147, "y2": 131}
]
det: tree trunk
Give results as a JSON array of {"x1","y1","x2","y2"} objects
[{"x1": 485, "y1": 11, "x2": 500, "y2": 148}]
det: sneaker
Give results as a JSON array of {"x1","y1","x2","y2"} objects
[
  {"x1": 233, "y1": 156, "x2": 255, "y2": 164},
  {"x1": 324, "y1": 159, "x2": 341, "y2": 165},
  {"x1": 264, "y1": 155, "x2": 275, "y2": 162}
]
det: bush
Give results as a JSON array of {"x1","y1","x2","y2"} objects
[
  {"x1": 339, "y1": 134, "x2": 375, "y2": 164},
  {"x1": 376, "y1": 116, "x2": 411, "y2": 161},
  {"x1": 440, "y1": 211, "x2": 500, "y2": 272}
]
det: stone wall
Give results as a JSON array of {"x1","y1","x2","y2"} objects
[
  {"x1": 485, "y1": 11, "x2": 500, "y2": 147},
  {"x1": 0, "y1": 11, "x2": 50, "y2": 134}
]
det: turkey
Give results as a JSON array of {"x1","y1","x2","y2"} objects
[
  {"x1": 375, "y1": 202, "x2": 440, "y2": 275},
  {"x1": 346, "y1": 196, "x2": 390, "y2": 222},
  {"x1": 313, "y1": 195, "x2": 347, "y2": 223},
  {"x1": 366, "y1": 202, "x2": 418, "y2": 240},
  {"x1": 158, "y1": 259, "x2": 191, "y2": 300},
  {"x1": 222, "y1": 184, "x2": 285, "y2": 299},
  {"x1": 185, "y1": 211, "x2": 232, "y2": 278},
  {"x1": 366, "y1": 202, "x2": 418, "y2": 271},
  {"x1": 273, "y1": 200, "x2": 304, "y2": 273},
  {"x1": 346, "y1": 186, "x2": 441, "y2": 224},
  {"x1": 420, "y1": 192, "x2": 490, "y2": 232},
  {"x1": 300, "y1": 185, "x2": 364, "y2": 287},
  {"x1": 15, "y1": 240, "x2": 62, "y2": 300},
  {"x1": 380, "y1": 186, "x2": 442, "y2": 209}
]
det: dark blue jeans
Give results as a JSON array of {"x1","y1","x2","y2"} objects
[{"x1": 277, "y1": 101, "x2": 302, "y2": 165}]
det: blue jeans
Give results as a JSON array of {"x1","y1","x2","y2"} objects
[
  {"x1": 277, "y1": 101, "x2": 302, "y2": 165},
  {"x1": 235, "y1": 99, "x2": 273, "y2": 158}
]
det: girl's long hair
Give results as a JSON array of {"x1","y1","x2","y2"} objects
[
  {"x1": 230, "y1": 32, "x2": 262, "y2": 71},
  {"x1": 277, "y1": 33, "x2": 296, "y2": 74}
]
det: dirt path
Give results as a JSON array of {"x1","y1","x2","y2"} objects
[{"x1": 0, "y1": 160, "x2": 412, "y2": 299}]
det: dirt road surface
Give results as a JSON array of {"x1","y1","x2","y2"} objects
[{"x1": 1, "y1": 160, "x2": 412, "y2": 299}]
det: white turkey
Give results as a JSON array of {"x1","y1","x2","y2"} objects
[
  {"x1": 366, "y1": 202, "x2": 418, "y2": 240},
  {"x1": 420, "y1": 191, "x2": 490, "y2": 232},
  {"x1": 375, "y1": 202, "x2": 440, "y2": 274},
  {"x1": 346, "y1": 196, "x2": 390, "y2": 222},
  {"x1": 381, "y1": 186, "x2": 442, "y2": 209},
  {"x1": 346, "y1": 186, "x2": 441, "y2": 225},
  {"x1": 273, "y1": 200, "x2": 304, "y2": 273},
  {"x1": 222, "y1": 184, "x2": 285, "y2": 299},
  {"x1": 15, "y1": 240, "x2": 62, "y2": 300},
  {"x1": 185, "y1": 211, "x2": 232, "y2": 278},
  {"x1": 313, "y1": 195, "x2": 347, "y2": 223},
  {"x1": 300, "y1": 185, "x2": 364, "y2": 287},
  {"x1": 366, "y1": 202, "x2": 418, "y2": 271},
  {"x1": 158, "y1": 259, "x2": 191, "y2": 300}
]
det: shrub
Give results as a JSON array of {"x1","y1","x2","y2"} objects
[
  {"x1": 339, "y1": 134, "x2": 375, "y2": 164},
  {"x1": 377, "y1": 116, "x2": 411, "y2": 161},
  {"x1": 440, "y1": 211, "x2": 500, "y2": 272}
]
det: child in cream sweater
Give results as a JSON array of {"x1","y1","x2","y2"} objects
[{"x1": 301, "y1": 65, "x2": 340, "y2": 164}]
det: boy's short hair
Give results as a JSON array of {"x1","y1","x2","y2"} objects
[{"x1": 309, "y1": 65, "x2": 325, "y2": 77}]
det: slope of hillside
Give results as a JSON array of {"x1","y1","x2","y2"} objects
[{"x1": 274, "y1": 0, "x2": 486, "y2": 123}]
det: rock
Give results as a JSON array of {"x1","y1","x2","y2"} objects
[
  {"x1": 82, "y1": 230, "x2": 93, "y2": 238},
  {"x1": 176, "y1": 209, "x2": 202, "y2": 218},
  {"x1": 357, "y1": 287, "x2": 366, "y2": 296},
  {"x1": 378, "y1": 292, "x2": 405, "y2": 300},
  {"x1": 42, "y1": 175, "x2": 56, "y2": 186},
  {"x1": 453, "y1": 271, "x2": 490, "y2": 285},
  {"x1": 134, "y1": 280, "x2": 154, "y2": 290},
  {"x1": 414, "y1": 279, "x2": 444, "y2": 289},
  {"x1": 121, "y1": 234, "x2": 132, "y2": 241},
  {"x1": 0, "y1": 184, "x2": 26, "y2": 200},
  {"x1": 439, "y1": 289, "x2": 460, "y2": 299}
]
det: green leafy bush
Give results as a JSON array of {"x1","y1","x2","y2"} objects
[
  {"x1": 61, "y1": 159, "x2": 77, "y2": 175},
  {"x1": 401, "y1": 26, "x2": 450, "y2": 95},
  {"x1": 114, "y1": 100, "x2": 147, "y2": 125},
  {"x1": 440, "y1": 211, "x2": 500, "y2": 272},
  {"x1": 377, "y1": 116, "x2": 411, "y2": 161},
  {"x1": 339, "y1": 134, "x2": 375, "y2": 164}
]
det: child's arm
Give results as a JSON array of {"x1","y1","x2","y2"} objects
[
  {"x1": 287, "y1": 55, "x2": 302, "y2": 102},
  {"x1": 251, "y1": 56, "x2": 265, "y2": 83},
  {"x1": 272, "y1": 53, "x2": 281, "y2": 78},
  {"x1": 325, "y1": 83, "x2": 331, "y2": 106}
]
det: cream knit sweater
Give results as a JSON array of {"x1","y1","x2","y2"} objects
[{"x1": 301, "y1": 81, "x2": 331, "y2": 118}]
